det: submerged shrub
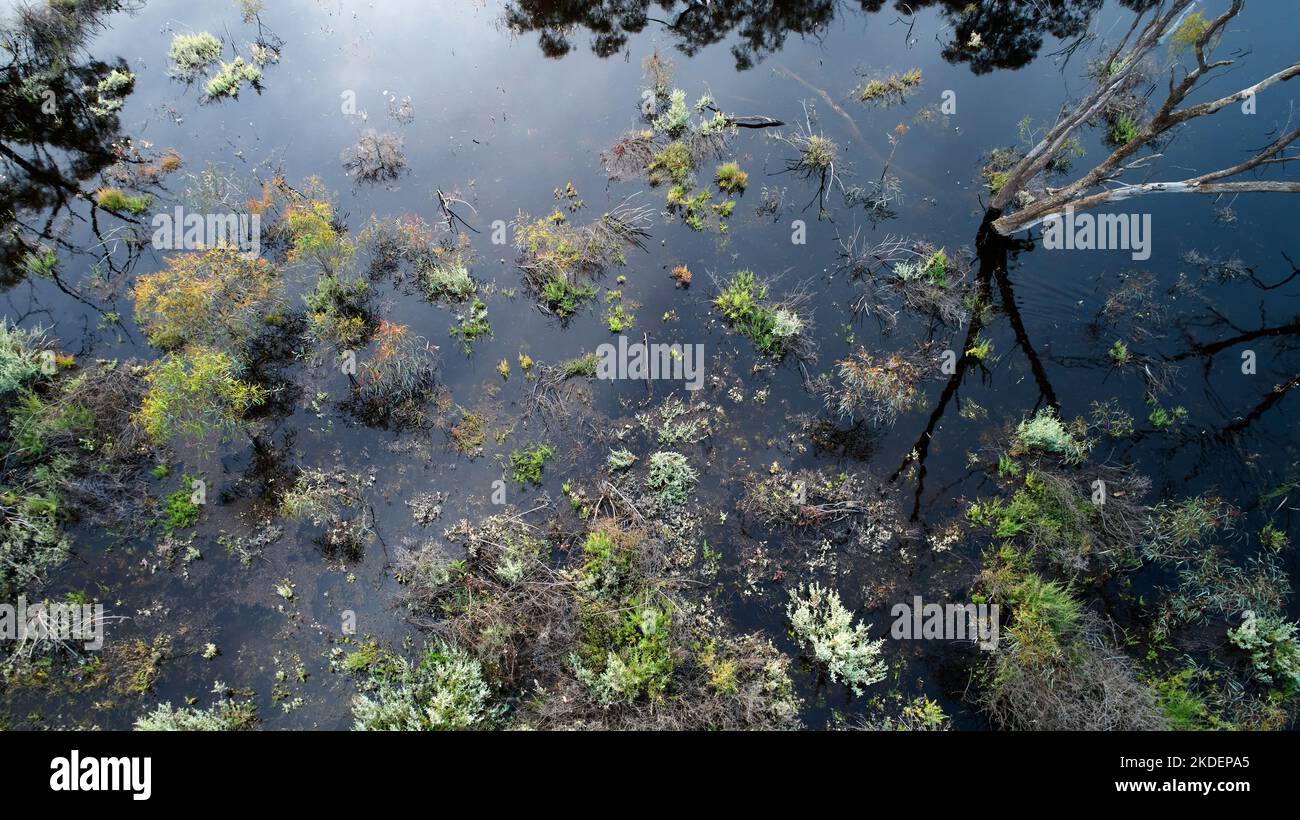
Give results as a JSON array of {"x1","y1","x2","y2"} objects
[
  {"x1": 827, "y1": 348, "x2": 926, "y2": 426},
  {"x1": 304, "y1": 274, "x2": 372, "y2": 349},
  {"x1": 787, "y1": 582, "x2": 886, "y2": 695},
  {"x1": 512, "y1": 202, "x2": 650, "y2": 316},
  {"x1": 351, "y1": 642, "x2": 503, "y2": 730},
  {"x1": 340, "y1": 130, "x2": 406, "y2": 184},
  {"x1": 855, "y1": 68, "x2": 922, "y2": 105},
  {"x1": 346, "y1": 321, "x2": 438, "y2": 430},
  {"x1": 448, "y1": 297, "x2": 492, "y2": 352}
]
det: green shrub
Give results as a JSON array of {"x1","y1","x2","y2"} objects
[
  {"x1": 573, "y1": 596, "x2": 676, "y2": 704},
  {"x1": 136, "y1": 347, "x2": 265, "y2": 446},
  {"x1": 508, "y1": 443, "x2": 555, "y2": 486},
  {"x1": 420, "y1": 261, "x2": 476, "y2": 302},
  {"x1": 606, "y1": 448, "x2": 637, "y2": 470},
  {"x1": 647, "y1": 140, "x2": 695, "y2": 185}
]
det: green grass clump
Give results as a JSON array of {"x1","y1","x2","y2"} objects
[
  {"x1": 715, "y1": 161, "x2": 748, "y2": 193},
  {"x1": 205, "y1": 57, "x2": 261, "y2": 99},
  {"x1": 95, "y1": 187, "x2": 152, "y2": 215},
  {"x1": 712, "y1": 270, "x2": 805, "y2": 358},
  {"x1": 540, "y1": 276, "x2": 598, "y2": 318},
  {"x1": 1107, "y1": 112, "x2": 1140, "y2": 146},
  {"x1": 449, "y1": 298, "x2": 492, "y2": 352},
  {"x1": 560, "y1": 352, "x2": 599, "y2": 378},
  {"x1": 647, "y1": 140, "x2": 695, "y2": 187},
  {"x1": 21, "y1": 249, "x2": 58, "y2": 280},
  {"x1": 508, "y1": 443, "x2": 555, "y2": 486},
  {"x1": 1005, "y1": 572, "x2": 1083, "y2": 659},
  {"x1": 167, "y1": 32, "x2": 223, "y2": 80}
]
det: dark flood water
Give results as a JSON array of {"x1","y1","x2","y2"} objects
[{"x1": 2, "y1": 0, "x2": 1298, "y2": 729}]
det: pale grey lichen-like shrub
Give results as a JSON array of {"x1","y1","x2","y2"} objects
[
  {"x1": 134, "y1": 699, "x2": 257, "y2": 731},
  {"x1": 352, "y1": 642, "x2": 503, "y2": 730},
  {"x1": 1015, "y1": 408, "x2": 1090, "y2": 464},
  {"x1": 1228, "y1": 610, "x2": 1300, "y2": 695},
  {"x1": 0, "y1": 320, "x2": 46, "y2": 396},
  {"x1": 606, "y1": 448, "x2": 637, "y2": 470},
  {"x1": 787, "y1": 582, "x2": 886, "y2": 695},
  {"x1": 646, "y1": 451, "x2": 697, "y2": 506}
]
